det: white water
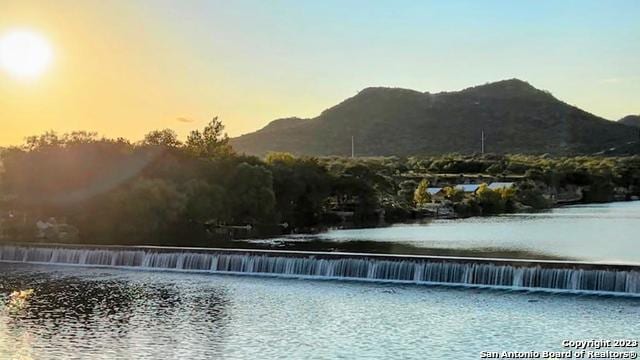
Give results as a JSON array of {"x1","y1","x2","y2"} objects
[{"x1": 1, "y1": 245, "x2": 639, "y2": 295}]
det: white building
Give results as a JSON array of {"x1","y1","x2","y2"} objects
[{"x1": 488, "y1": 182, "x2": 515, "y2": 190}]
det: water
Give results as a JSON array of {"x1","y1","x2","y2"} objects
[
  {"x1": 266, "y1": 201, "x2": 640, "y2": 263},
  {"x1": 1, "y1": 263, "x2": 639, "y2": 359},
  {"x1": 2, "y1": 245, "x2": 639, "y2": 295},
  {"x1": 1, "y1": 202, "x2": 638, "y2": 358}
]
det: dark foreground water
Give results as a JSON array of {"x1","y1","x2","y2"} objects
[
  {"x1": 1, "y1": 263, "x2": 639, "y2": 359},
  {"x1": 252, "y1": 201, "x2": 640, "y2": 263}
]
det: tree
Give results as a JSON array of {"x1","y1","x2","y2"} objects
[
  {"x1": 62, "y1": 131, "x2": 99, "y2": 145},
  {"x1": 413, "y1": 179, "x2": 431, "y2": 206},
  {"x1": 269, "y1": 157, "x2": 330, "y2": 229},
  {"x1": 23, "y1": 131, "x2": 63, "y2": 151},
  {"x1": 142, "y1": 129, "x2": 181, "y2": 147},
  {"x1": 486, "y1": 163, "x2": 504, "y2": 175},
  {"x1": 498, "y1": 186, "x2": 516, "y2": 212},
  {"x1": 183, "y1": 179, "x2": 226, "y2": 223},
  {"x1": 225, "y1": 162, "x2": 276, "y2": 224},
  {"x1": 397, "y1": 180, "x2": 418, "y2": 204},
  {"x1": 108, "y1": 178, "x2": 187, "y2": 243},
  {"x1": 265, "y1": 152, "x2": 296, "y2": 165},
  {"x1": 443, "y1": 186, "x2": 464, "y2": 202},
  {"x1": 185, "y1": 117, "x2": 233, "y2": 158},
  {"x1": 515, "y1": 181, "x2": 551, "y2": 209},
  {"x1": 23, "y1": 131, "x2": 101, "y2": 151},
  {"x1": 475, "y1": 183, "x2": 504, "y2": 214}
]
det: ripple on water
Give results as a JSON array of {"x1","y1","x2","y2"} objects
[{"x1": 0, "y1": 263, "x2": 639, "y2": 359}]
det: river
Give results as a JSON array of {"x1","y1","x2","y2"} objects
[
  {"x1": 1, "y1": 201, "x2": 639, "y2": 359},
  {"x1": 251, "y1": 201, "x2": 640, "y2": 263},
  {"x1": 1, "y1": 263, "x2": 638, "y2": 359}
]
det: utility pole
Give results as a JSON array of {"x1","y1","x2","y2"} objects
[
  {"x1": 351, "y1": 136, "x2": 355, "y2": 158},
  {"x1": 481, "y1": 130, "x2": 485, "y2": 154}
]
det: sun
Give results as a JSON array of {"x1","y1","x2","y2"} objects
[{"x1": 0, "y1": 29, "x2": 53, "y2": 79}]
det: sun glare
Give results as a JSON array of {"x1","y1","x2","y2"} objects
[{"x1": 0, "y1": 29, "x2": 53, "y2": 80}]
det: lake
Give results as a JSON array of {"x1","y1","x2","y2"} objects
[
  {"x1": 250, "y1": 201, "x2": 640, "y2": 263},
  {"x1": 1, "y1": 263, "x2": 639, "y2": 359}
]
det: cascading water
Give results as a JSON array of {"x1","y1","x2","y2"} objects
[{"x1": 1, "y1": 244, "x2": 638, "y2": 295}]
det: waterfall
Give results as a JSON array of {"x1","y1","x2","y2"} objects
[{"x1": 1, "y1": 244, "x2": 639, "y2": 295}]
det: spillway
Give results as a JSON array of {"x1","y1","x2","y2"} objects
[{"x1": 1, "y1": 244, "x2": 638, "y2": 296}]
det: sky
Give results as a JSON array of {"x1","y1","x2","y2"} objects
[{"x1": 0, "y1": 0, "x2": 639, "y2": 146}]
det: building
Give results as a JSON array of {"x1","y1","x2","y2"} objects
[
  {"x1": 455, "y1": 184, "x2": 481, "y2": 193},
  {"x1": 488, "y1": 182, "x2": 515, "y2": 190},
  {"x1": 427, "y1": 187, "x2": 445, "y2": 202}
]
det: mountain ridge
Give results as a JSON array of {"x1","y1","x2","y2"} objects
[
  {"x1": 619, "y1": 115, "x2": 640, "y2": 128},
  {"x1": 230, "y1": 79, "x2": 639, "y2": 156}
]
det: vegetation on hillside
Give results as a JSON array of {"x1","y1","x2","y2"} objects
[
  {"x1": 619, "y1": 115, "x2": 640, "y2": 128},
  {"x1": 231, "y1": 79, "x2": 640, "y2": 156}
]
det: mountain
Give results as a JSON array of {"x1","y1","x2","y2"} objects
[
  {"x1": 230, "y1": 79, "x2": 639, "y2": 156},
  {"x1": 619, "y1": 115, "x2": 640, "y2": 128}
]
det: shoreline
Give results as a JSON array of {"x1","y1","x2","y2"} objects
[
  {"x1": 313, "y1": 198, "x2": 640, "y2": 233},
  {"x1": 4, "y1": 200, "x2": 638, "y2": 263}
]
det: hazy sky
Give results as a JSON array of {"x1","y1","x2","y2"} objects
[{"x1": 1, "y1": 0, "x2": 638, "y2": 146}]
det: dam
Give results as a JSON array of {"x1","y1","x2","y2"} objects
[{"x1": 1, "y1": 244, "x2": 638, "y2": 295}]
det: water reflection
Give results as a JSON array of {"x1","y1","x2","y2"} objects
[
  {"x1": 244, "y1": 238, "x2": 568, "y2": 260},
  {"x1": 0, "y1": 266, "x2": 230, "y2": 359},
  {"x1": 1, "y1": 263, "x2": 639, "y2": 359},
  {"x1": 242, "y1": 201, "x2": 640, "y2": 263}
]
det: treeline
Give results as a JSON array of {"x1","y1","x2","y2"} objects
[
  {"x1": 407, "y1": 153, "x2": 640, "y2": 203},
  {"x1": 318, "y1": 154, "x2": 640, "y2": 217},
  {"x1": 0, "y1": 119, "x2": 378, "y2": 245},
  {"x1": 1, "y1": 119, "x2": 640, "y2": 246}
]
